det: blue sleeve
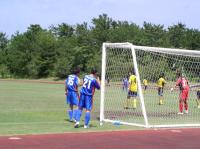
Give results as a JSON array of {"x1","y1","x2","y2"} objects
[
  {"x1": 65, "y1": 79, "x2": 68, "y2": 86},
  {"x1": 94, "y1": 80, "x2": 100, "y2": 90},
  {"x1": 75, "y1": 77, "x2": 78, "y2": 86}
]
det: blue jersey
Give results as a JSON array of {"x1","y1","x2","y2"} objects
[
  {"x1": 66, "y1": 74, "x2": 79, "y2": 92},
  {"x1": 123, "y1": 78, "x2": 128, "y2": 86},
  {"x1": 80, "y1": 75, "x2": 100, "y2": 96}
]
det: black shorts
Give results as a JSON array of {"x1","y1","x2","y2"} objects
[
  {"x1": 158, "y1": 87, "x2": 164, "y2": 96},
  {"x1": 127, "y1": 91, "x2": 137, "y2": 98},
  {"x1": 197, "y1": 90, "x2": 200, "y2": 99}
]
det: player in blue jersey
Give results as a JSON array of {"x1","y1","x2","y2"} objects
[
  {"x1": 122, "y1": 76, "x2": 128, "y2": 91},
  {"x1": 74, "y1": 68, "x2": 101, "y2": 128},
  {"x1": 65, "y1": 67, "x2": 81, "y2": 122}
]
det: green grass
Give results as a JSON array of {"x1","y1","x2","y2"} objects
[
  {"x1": 1, "y1": 80, "x2": 200, "y2": 136},
  {"x1": 0, "y1": 80, "x2": 139, "y2": 136},
  {"x1": 103, "y1": 84, "x2": 200, "y2": 126}
]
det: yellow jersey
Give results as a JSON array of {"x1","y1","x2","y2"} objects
[
  {"x1": 143, "y1": 79, "x2": 148, "y2": 86},
  {"x1": 157, "y1": 77, "x2": 166, "y2": 88},
  {"x1": 129, "y1": 75, "x2": 137, "y2": 92}
]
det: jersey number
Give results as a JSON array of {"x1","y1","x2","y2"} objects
[
  {"x1": 83, "y1": 78, "x2": 91, "y2": 89},
  {"x1": 182, "y1": 79, "x2": 187, "y2": 87},
  {"x1": 67, "y1": 77, "x2": 74, "y2": 86}
]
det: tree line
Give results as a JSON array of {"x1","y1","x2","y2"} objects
[{"x1": 0, "y1": 14, "x2": 200, "y2": 79}]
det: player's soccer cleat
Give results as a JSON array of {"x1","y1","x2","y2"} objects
[
  {"x1": 74, "y1": 122, "x2": 79, "y2": 128},
  {"x1": 184, "y1": 110, "x2": 188, "y2": 114},
  {"x1": 70, "y1": 118, "x2": 77, "y2": 123},
  {"x1": 124, "y1": 106, "x2": 128, "y2": 109},
  {"x1": 84, "y1": 125, "x2": 89, "y2": 129},
  {"x1": 178, "y1": 112, "x2": 184, "y2": 115}
]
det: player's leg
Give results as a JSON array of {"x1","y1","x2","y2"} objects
[
  {"x1": 184, "y1": 100, "x2": 188, "y2": 113},
  {"x1": 74, "y1": 94, "x2": 84, "y2": 128},
  {"x1": 124, "y1": 91, "x2": 130, "y2": 109},
  {"x1": 158, "y1": 88, "x2": 163, "y2": 105},
  {"x1": 130, "y1": 92, "x2": 137, "y2": 109},
  {"x1": 198, "y1": 99, "x2": 200, "y2": 108},
  {"x1": 68, "y1": 104, "x2": 73, "y2": 121},
  {"x1": 161, "y1": 88, "x2": 164, "y2": 105},
  {"x1": 197, "y1": 97, "x2": 200, "y2": 108},
  {"x1": 144, "y1": 85, "x2": 146, "y2": 92},
  {"x1": 66, "y1": 92, "x2": 73, "y2": 121},
  {"x1": 196, "y1": 91, "x2": 200, "y2": 108},
  {"x1": 71, "y1": 92, "x2": 79, "y2": 122},
  {"x1": 84, "y1": 96, "x2": 93, "y2": 128},
  {"x1": 178, "y1": 93, "x2": 184, "y2": 114},
  {"x1": 183, "y1": 90, "x2": 189, "y2": 113}
]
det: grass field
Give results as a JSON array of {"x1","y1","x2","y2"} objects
[
  {"x1": 1, "y1": 79, "x2": 200, "y2": 136},
  {"x1": 103, "y1": 84, "x2": 200, "y2": 126},
  {"x1": 0, "y1": 80, "x2": 138, "y2": 136}
]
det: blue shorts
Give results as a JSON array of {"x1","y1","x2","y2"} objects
[
  {"x1": 78, "y1": 94, "x2": 93, "y2": 111},
  {"x1": 127, "y1": 91, "x2": 137, "y2": 98},
  {"x1": 66, "y1": 91, "x2": 79, "y2": 106}
]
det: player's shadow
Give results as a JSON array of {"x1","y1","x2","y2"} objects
[{"x1": 64, "y1": 118, "x2": 75, "y2": 123}]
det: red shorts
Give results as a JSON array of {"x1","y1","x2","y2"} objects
[{"x1": 179, "y1": 89, "x2": 189, "y2": 100}]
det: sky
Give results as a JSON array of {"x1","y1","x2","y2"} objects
[{"x1": 0, "y1": 0, "x2": 200, "y2": 37}]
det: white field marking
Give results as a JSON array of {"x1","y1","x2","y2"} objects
[
  {"x1": 170, "y1": 129, "x2": 182, "y2": 133},
  {"x1": 0, "y1": 121, "x2": 65, "y2": 125},
  {"x1": 8, "y1": 137, "x2": 22, "y2": 140}
]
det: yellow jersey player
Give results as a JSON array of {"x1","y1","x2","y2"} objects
[
  {"x1": 124, "y1": 70, "x2": 137, "y2": 109},
  {"x1": 157, "y1": 73, "x2": 166, "y2": 105},
  {"x1": 143, "y1": 79, "x2": 148, "y2": 91}
]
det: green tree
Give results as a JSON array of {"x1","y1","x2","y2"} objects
[
  {"x1": 91, "y1": 14, "x2": 113, "y2": 45},
  {"x1": 0, "y1": 32, "x2": 9, "y2": 78},
  {"x1": 168, "y1": 23, "x2": 186, "y2": 48}
]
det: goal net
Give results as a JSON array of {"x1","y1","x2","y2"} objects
[{"x1": 100, "y1": 42, "x2": 200, "y2": 128}]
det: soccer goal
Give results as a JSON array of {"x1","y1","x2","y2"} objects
[{"x1": 100, "y1": 42, "x2": 200, "y2": 128}]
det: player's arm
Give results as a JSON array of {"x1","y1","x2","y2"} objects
[
  {"x1": 94, "y1": 72, "x2": 101, "y2": 87},
  {"x1": 95, "y1": 76, "x2": 101, "y2": 90},
  {"x1": 65, "y1": 79, "x2": 68, "y2": 95},
  {"x1": 78, "y1": 77, "x2": 83, "y2": 86},
  {"x1": 162, "y1": 79, "x2": 166, "y2": 87},
  {"x1": 171, "y1": 79, "x2": 180, "y2": 91}
]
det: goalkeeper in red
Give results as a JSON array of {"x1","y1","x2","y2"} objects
[{"x1": 172, "y1": 70, "x2": 190, "y2": 114}]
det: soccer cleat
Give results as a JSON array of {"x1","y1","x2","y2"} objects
[
  {"x1": 74, "y1": 122, "x2": 80, "y2": 128},
  {"x1": 72, "y1": 118, "x2": 77, "y2": 123},
  {"x1": 124, "y1": 106, "x2": 128, "y2": 109},
  {"x1": 69, "y1": 118, "x2": 76, "y2": 123},
  {"x1": 184, "y1": 110, "x2": 188, "y2": 114},
  {"x1": 84, "y1": 125, "x2": 89, "y2": 129},
  {"x1": 178, "y1": 112, "x2": 184, "y2": 115}
]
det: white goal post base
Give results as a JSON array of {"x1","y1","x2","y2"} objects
[{"x1": 100, "y1": 42, "x2": 200, "y2": 128}]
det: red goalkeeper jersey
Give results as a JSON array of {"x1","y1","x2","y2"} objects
[{"x1": 176, "y1": 77, "x2": 189, "y2": 91}]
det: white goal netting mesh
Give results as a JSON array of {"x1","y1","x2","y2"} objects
[{"x1": 101, "y1": 43, "x2": 200, "y2": 127}]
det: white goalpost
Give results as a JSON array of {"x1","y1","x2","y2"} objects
[{"x1": 100, "y1": 42, "x2": 200, "y2": 128}]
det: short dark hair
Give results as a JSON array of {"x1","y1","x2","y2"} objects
[
  {"x1": 129, "y1": 68, "x2": 135, "y2": 75},
  {"x1": 159, "y1": 72, "x2": 164, "y2": 78},
  {"x1": 73, "y1": 67, "x2": 81, "y2": 75},
  {"x1": 176, "y1": 68, "x2": 182, "y2": 77},
  {"x1": 91, "y1": 68, "x2": 97, "y2": 75}
]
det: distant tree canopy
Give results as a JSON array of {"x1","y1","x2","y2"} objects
[{"x1": 1, "y1": 14, "x2": 200, "y2": 79}]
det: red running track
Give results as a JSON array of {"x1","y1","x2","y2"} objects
[{"x1": 0, "y1": 129, "x2": 200, "y2": 149}]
